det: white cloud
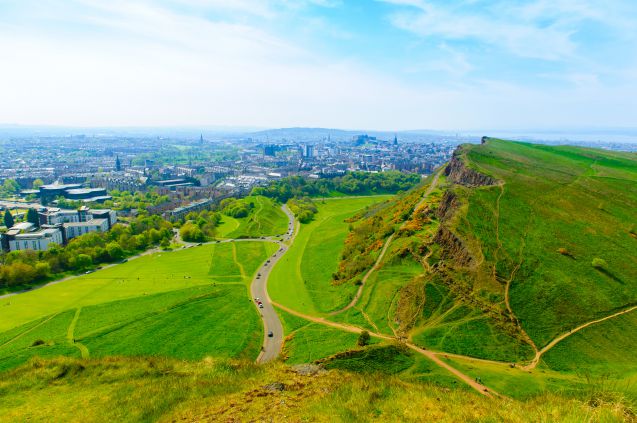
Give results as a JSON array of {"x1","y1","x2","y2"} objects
[
  {"x1": 379, "y1": 0, "x2": 637, "y2": 61},
  {"x1": 0, "y1": 0, "x2": 635, "y2": 130}
]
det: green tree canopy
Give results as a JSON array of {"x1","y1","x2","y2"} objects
[{"x1": 3, "y1": 210, "x2": 15, "y2": 228}]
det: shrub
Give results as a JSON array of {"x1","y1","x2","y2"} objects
[
  {"x1": 591, "y1": 258, "x2": 608, "y2": 270},
  {"x1": 358, "y1": 331, "x2": 371, "y2": 347}
]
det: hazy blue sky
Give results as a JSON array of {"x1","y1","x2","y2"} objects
[{"x1": 1, "y1": 0, "x2": 636, "y2": 130}]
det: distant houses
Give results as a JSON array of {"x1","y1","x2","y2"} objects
[{"x1": 0, "y1": 206, "x2": 117, "y2": 252}]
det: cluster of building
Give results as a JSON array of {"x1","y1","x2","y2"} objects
[
  {"x1": 21, "y1": 183, "x2": 111, "y2": 203},
  {"x1": 1, "y1": 206, "x2": 117, "y2": 252},
  {"x1": 0, "y1": 130, "x2": 466, "y2": 227}
]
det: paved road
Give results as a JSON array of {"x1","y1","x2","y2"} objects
[{"x1": 251, "y1": 205, "x2": 297, "y2": 363}]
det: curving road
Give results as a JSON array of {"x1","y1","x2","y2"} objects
[{"x1": 251, "y1": 204, "x2": 297, "y2": 363}]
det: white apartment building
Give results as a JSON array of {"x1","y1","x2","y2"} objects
[
  {"x1": 8, "y1": 228, "x2": 64, "y2": 251},
  {"x1": 63, "y1": 218, "x2": 109, "y2": 240}
]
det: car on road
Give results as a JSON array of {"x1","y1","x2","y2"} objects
[
  {"x1": 268, "y1": 331, "x2": 273, "y2": 337},
  {"x1": 259, "y1": 304, "x2": 264, "y2": 309}
]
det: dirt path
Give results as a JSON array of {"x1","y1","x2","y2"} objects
[
  {"x1": 524, "y1": 305, "x2": 637, "y2": 370},
  {"x1": 329, "y1": 172, "x2": 442, "y2": 316},
  {"x1": 66, "y1": 307, "x2": 89, "y2": 359},
  {"x1": 272, "y1": 301, "x2": 499, "y2": 397}
]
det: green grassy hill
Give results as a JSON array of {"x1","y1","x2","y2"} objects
[
  {"x1": 0, "y1": 356, "x2": 630, "y2": 422},
  {"x1": 0, "y1": 241, "x2": 278, "y2": 371},
  {"x1": 216, "y1": 195, "x2": 288, "y2": 238},
  {"x1": 297, "y1": 139, "x2": 636, "y2": 401}
]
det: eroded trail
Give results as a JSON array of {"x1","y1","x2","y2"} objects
[
  {"x1": 272, "y1": 300, "x2": 500, "y2": 397},
  {"x1": 524, "y1": 305, "x2": 637, "y2": 370}
]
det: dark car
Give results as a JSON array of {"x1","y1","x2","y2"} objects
[{"x1": 268, "y1": 331, "x2": 274, "y2": 337}]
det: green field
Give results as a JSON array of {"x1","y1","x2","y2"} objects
[
  {"x1": 219, "y1": 196, "x2": 288, "y2": 239},
  {"x1": 0, "y1": 241, "x2": 277, "y2": 370},
  {"x1": 268, "y1": 196, "x2": 391, "y2": 314}
]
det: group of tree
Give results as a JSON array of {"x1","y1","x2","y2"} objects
[
  {"x1": 0, "y1": 179, "x2": 21, "y2": 198},
  {"x1": 287, "y1": 197, "x2": 318, "y2": 223},
  {"x1": 251, "y1": 171, "x2": 421, "y2": 203},
  {"x1": 1, "y1": 208, "x2": 39, "y2": 229},
  {"x1": 219, "y1": 197, "x2": 254, "y2": 218},
  {"x1": 178, "y1": 210, "x2": 221, "y2": 242},
  {"x1": 100, "y1": 189, "x2": 170, "y2": 211},
  {"x1": 0, "y1": 214, "x2": 173, "y2": 289}
]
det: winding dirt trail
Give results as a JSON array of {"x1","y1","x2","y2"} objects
[
  {"x1": 329, "y1": 171, "x2": 442, "y2": 316},
  {"x1": 273, "y1": 300, "x2": 500, "y2": 397},
  {"x1": 524, "y1": 305, "x2": 637, "y2": 370}
]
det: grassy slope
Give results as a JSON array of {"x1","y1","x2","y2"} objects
[
  {"x1": 0, "y1": 241, "x2": 277, "y2": 370},
  {"x1": 269, "y1": 196, "x2": 391, "y2": 314},
  {"x1": 0, "y1": 356, "x2": 630, "y2": 422},
  {"x1": 453, "y1": 140, "x2": 637, "y2": 359},
  {"x1": 224, "y1": 195, "x2": 288, "y2": 238}
]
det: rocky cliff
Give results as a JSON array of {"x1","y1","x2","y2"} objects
[
  {"x1": 434, "y1": 225, "x2": 474, "y2": 267},
  {"x1": 444, "y1": 151, "x2": 497, "y2": 187}
]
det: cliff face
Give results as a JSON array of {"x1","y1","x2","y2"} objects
[
  {"x1": 434, "y1": 225, "x2": 474, "y2": 267},
  {"x1": 436, "y1": 191, "x2": 459, "y2": 222},
  {"x1": 433, "y1": 147, "x2": 498, "y2": 268},
  {"x1": 444, "y1": 153, "x2": 496, "y2": 187}
]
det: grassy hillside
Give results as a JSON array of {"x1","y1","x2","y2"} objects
[
  {"x1": 0, "y1": 356, "x2": 631, "y2": 422},
  {"x1": 0, "y1": 241, "x2": 277, "y2": 370},
  {"x1": 268, "y1": 196, "x2": 391, "y2": 314},
  {"x1": 441, "y1": 140, "x2": 636, "y2": 364},
  {"x1": 217, "y1": 195, "x2": 288, "y2": 239},
  {"x1": 300, "y1": 139, "x2": 636, "y2": 402}
]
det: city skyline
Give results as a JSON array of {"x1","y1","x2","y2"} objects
[{"x1": 1, "y1": 0, "x2": 636, "y2": 130}]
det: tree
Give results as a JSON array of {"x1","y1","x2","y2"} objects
[
  {"x1": 106, "y1": 242, "x2": 124, "y2": 260},
  {"x1": 27, "y1": 208, "x2": 39, "y2": 227},
  {"x1": 3, "y1": 209, "x2": 14, "y2": 228},
  {"x1": 357, "y1": 330, "x2": 370, "y2": 347},
  {"x1": 180, "y1": 222, "x2": 205, "y2": 242},
  {"x1": 75, "y1": 254, "x2": 93, "y2": 269},
  {"x1": 2, "y1": 179, "x2": 20, "y2": 195},
  {"x1": 32, "y1": 178, "x2": 44, "y2": 189}
]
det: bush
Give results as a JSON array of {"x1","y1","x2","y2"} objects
[
  {"x1": 358, "y1": 331, "x2": 371, "y2": 347},
  {"x1": 591, "y1": 258, "x2": 608, "y2": 270}
]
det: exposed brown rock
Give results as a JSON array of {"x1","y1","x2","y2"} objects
[
  {"x1": 437, "y1": 191, "x2": 459, "y2": 222},
  {"x1": 445, "y1": 152, "x2": 496, "y2": 187},
  {"x1": 434, "y1": 226, "x2": 474, "y2": 267}
]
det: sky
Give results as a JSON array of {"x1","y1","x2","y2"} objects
[{"x1": 0, "y1": 0, "x2": 636, "y2": 131}]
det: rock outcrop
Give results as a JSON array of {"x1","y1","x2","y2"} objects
[
  {"x1": 444, "y1": 151, "x2": 496, "y2": 187},
  {"x1": 436, "y1": 190, "x2": 459, "y2": 222},
  {"x1": 433, "y1": 226, "x2": 474, "y2": 267}
]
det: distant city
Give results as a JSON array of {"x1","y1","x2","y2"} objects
[{"x1": 1, "y1": 126, "x2": 635, "y2": 254}]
